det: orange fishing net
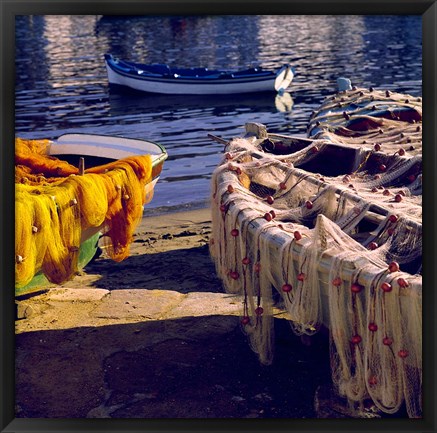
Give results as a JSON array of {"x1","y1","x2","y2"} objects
[
  {"x1": 15, "y1": 138, "x2": 79, "y2": 183},
  {"x1": 15, "y1": 138, "x2": 154, "y2": 288}
]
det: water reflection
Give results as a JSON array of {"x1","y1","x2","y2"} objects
[
  {"x1": 96, "y1": 15, "x2": 263, "y2": 69},
  {"x1": 15, "y1": 15, "x2": 422, "y2": 211},
  {"x1": 107, "y1": 88, "x2": 293, "y2": 117}
]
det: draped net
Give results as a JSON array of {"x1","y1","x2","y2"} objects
[
  {"x1": 210, "y1": 87, "x2": 422, "y2": 418},
  {"x1": 15, "y1": 138, "x2": 154, "y2": 288}
]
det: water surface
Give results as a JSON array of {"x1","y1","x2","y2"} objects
[{"x1": 15, "y1": 15, "x2": 422, "y2": 214}]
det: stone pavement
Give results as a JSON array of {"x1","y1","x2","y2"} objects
[
  {"x1": 14, "y1": 208, "x2": 336, "y2": 419},
  {"x1": 15, "y1": 287, "x2": 333, "y2": 419}
]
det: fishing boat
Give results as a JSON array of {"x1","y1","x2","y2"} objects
[
  {"x1": 104, "y1": 53, "x2": 294, "y2": 95},
  {"x1": 209, "y1": 84, "x2": 422, "y2": 418},
  {"x1": 15, "y1": 134, "x2": 167, "y2": 296}
]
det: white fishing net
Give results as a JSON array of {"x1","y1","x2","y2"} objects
[{"x1": 209, "y1": 88, "x2": 422, "y2": 418}]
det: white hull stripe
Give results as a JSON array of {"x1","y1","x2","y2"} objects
[
  {"x1": 103, "y1": 54, "x2": 296, "y2": 94},
  {"x1": 106, "y1": 63, "x2": 276, "y2": 85}
]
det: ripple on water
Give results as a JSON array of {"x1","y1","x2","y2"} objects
[{"x1": 15, "y1": 15, "x2": 422, "y2": 210}]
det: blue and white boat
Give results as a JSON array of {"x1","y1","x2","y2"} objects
[{"x1": 104, "y1": 53, "x2": 294, "y2": 95}]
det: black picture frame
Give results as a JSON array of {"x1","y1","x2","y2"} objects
[{"x1": 1, "y1": 1, "x2": 435, "y2": 432}]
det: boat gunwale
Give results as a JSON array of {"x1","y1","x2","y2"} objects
[
  {"x1": 54, "y1": 132, "x2": 168, "y2": 156},
  {"x1": 106, "y1": 61, "x2": 278, "y2": 85},
  {"x1": 104, "y1": 53, "x2": 284, "y2": 85},
  {"x1": 213, "y1": 160, "x2": 422, "y2": 301},
  {"x1": 229, "y1": 136, "x2": 422, "y2": 232}
]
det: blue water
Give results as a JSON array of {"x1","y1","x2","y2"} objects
[{"x1": 15, "y1": 15, "x2": 422, "y2": 214}]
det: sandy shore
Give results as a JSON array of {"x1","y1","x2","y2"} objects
[{"x1": 15, "y1": 208, "x2": 342, "y2": 419}]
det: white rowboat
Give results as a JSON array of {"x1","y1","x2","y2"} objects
[{"x1": 104, "y1": 53, "x2": 294, "y2": 95}]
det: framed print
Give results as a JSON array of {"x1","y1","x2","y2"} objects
[{"x1": 1, "y1": 1, "x2": 436, "y2": 432}]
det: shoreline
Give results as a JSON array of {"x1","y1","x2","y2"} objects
[
  {"x1": 140, "y1": 206, "x2": 212, "y2": 231},
  {"x1": 141, "y1": 199, "x2": 211, "y2": 218}
]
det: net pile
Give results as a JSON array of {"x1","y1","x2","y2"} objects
[
  {"x1": 15, "y1": 138, "x2": 154, "y2": 288},
  {"x1": 308, "y1": 86, "x2": 422, "y2": 158},
  {"x1": 209, "y1": 88, "x2": 422, "y2": 418}
]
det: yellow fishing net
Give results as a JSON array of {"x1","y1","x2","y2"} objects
[{"x1": 15, "y1": 138, "x2": 154, "y2": 288}]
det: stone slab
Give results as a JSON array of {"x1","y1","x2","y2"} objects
[
  {"x1": 90, "y1": 289, "x2": 184, "y2": 321},
  {"x1": 45, "y1": 288, "x2": 110, "y2": 302},
  {"x1": 165, "y1": 292, "x2": 243, "y2": 319}
]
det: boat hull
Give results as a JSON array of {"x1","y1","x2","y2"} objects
[
  {"x1": 15, "y1": 134, "x2": 167, "y2": 296},
  {"x1": 105, "y1": 54, "x2": 294, "y2": 95},
  {"x1": 15, "y1": 232, "x2": 101, "y2": 297},
  {"x1": 211, "y1": 127, "x2": 422, "y2": 326},
  {"x1": 210, "y1": 89, "x2": 422, "y2": 417}
]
